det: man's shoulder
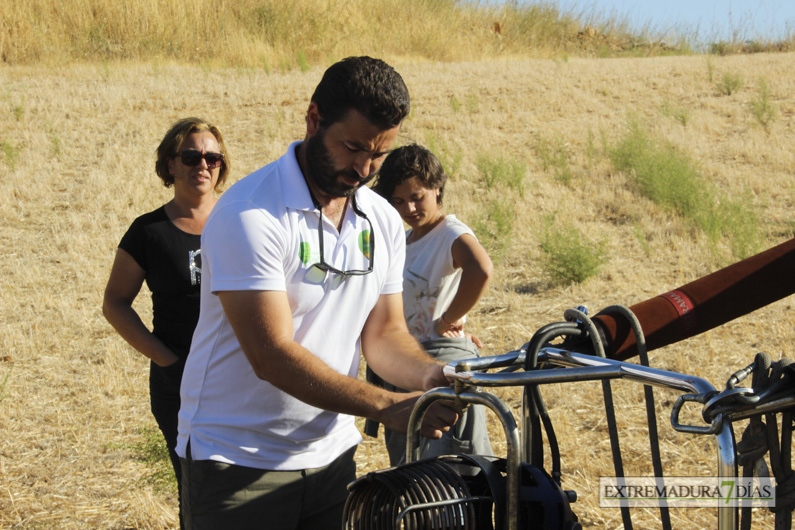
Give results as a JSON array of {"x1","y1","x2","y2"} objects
[
  {"x1": 222, "y1": 161, "x2": 279, "y2": 201},
  {"x1": 217, "y1": 161, "x2": 293, "y2": 219},
  {"x1": 217, "y1": 144, "x2": 301, "y2": 211},
  {"x1": 204, "y1": 168, "x2": 284, "y2": 241}
]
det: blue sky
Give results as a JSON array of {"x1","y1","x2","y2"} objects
[{"x1": 550, "y1": 0, "x2": 795, "y2": 42}]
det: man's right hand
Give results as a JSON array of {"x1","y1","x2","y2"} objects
[{"x1": 378, "y1": 390, "x2": 460, "y2": 439}]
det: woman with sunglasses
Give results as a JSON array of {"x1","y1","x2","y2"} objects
[
  {"x1": 102, "y1": 117, "x2": 229, "y2": 527},
  {"x1": 373, "y1": 143, "x2": 494, "y2": 466}
]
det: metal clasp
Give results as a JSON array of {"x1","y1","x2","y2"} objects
[{"x1": 671, "y1": 393, "x2": 723, "y2": 434}]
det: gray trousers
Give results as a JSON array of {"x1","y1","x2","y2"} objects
[
  {"x1": 180, "y1": 444, "x2": 356, "y2": 530},
  {"x1": 369, "y1": 337, "x2": 494, "y2": 467}
]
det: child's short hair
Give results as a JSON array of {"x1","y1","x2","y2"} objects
[{"x1": 374, "y1": 144, "x2": 447, "y2": 204}]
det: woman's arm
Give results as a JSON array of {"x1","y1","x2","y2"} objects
[
  {"x1": 102, "y1": 248, "x2": 180, "y2": 367},
  {"x1": 434, "y1": 233, "x2": 493, "y2": 338}
]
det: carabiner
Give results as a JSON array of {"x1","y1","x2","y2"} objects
[{"x1": 671, "y1": 393, "x2": 723, "y2": 435}]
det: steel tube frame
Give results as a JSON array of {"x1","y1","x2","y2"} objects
[
  {"x1": 405, "y1": 346, "x2": 737, "y2": 530},
  {"x1": 407, "y1": 389, "x2": 521, "y2": 530}
]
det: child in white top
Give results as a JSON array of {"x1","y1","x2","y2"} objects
[{"x1": 373, "y1": 144, "x2": 494, "y2": 465}]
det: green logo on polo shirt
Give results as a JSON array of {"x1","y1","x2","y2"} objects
[
  {"x1": 358, "y1": 230, "x2": 371, "y2": 259},
  {"x1": 299, "y1": 242, "x2": 311, "y2": 264}
]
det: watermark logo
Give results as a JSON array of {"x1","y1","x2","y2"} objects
[{"x1": 599, "y1": 477, "x2": 775, "y2": 508}]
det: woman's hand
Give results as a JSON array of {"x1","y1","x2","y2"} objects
[
  {"x1": 434, "y1": 314, "x2": 464, "y2": 338},
  {"x1": 431, "y1": 233, "x2": 493, "y2": 342},
  {"x1": 103, "y1": 248, "x2": 182, "y2": 367},
  {"x1": 465, "y1": 332, "x2": 483, "y2": 348}
]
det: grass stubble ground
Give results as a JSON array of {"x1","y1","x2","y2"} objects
[{"x1": 0, "y1": 52, "x2": 793, "y2": 528}]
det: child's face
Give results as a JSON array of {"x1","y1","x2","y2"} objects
[{"x1": 390, "y1": 177, "x2": 441, "y2": 231}]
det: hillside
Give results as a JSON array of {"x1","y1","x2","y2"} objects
[{"x1": 0, "y1": 53, "x2": 793, "y2": 528}]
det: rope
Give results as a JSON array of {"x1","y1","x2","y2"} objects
[{"x1": 733, "y1": 353, "x2": 795, "y2": 530}]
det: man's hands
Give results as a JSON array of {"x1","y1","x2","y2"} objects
[
  {"x1": 378, "y1": 390, "x2": 461, "y2": 439},
  {"x1": 220, "y1": 290, "x2": 460, "y2": 438},
  {"x1": 419, "y1": 362, "x2": 451, "y2": 392},
  {"x1": 375, "y1": 362, "x2": 461, "y2": 439}
]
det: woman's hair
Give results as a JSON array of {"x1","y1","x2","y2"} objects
[
  {"x1": 374, "y1": 144, "x2": 447, "y2": 204},
  {"x1": 155, "y1": 117, "x2": 230, "y2": 191}
]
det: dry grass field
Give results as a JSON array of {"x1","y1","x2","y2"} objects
[
  {"x1": 0, "y1": 0, "x2": 696, "y2": 66},
  {"x1": 0, "y1": 52, "x2": 793, "y2": 529}
]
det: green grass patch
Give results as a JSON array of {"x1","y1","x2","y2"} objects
[
  {"x1": 449, "y1": 94, "x2": 479, "y2": 114},
  {"x1": 717, "y1": 71, "x2": 743, "y2": 95},
  {"x1": 48, "y1": 124, "x2": 62, "y2": 158},
  {"x1": 449, "y1": 95, "x2": 461, "y2": 114},
  {"x1": 475, "y1": 152, "x2": 527, "y2": 198},
  {"x1": 1, "y1": 141, "x2": 21, "y2": 171},
  {"x1": 661, "y1": 99, "x2": 690, "y2": 126},
  {"x1": 97, "y1": 61, "x2": 111, "y2": 81},
  {"x1": 536, "y1": 136, "x2": 574, "y2": 185},
  {"x1": 472, "y1": 196, "x2": 515, "y2": 260},
  {"x1": 296, "y1": 49, "x2": 310, "y2": 72},
  {"x1": 750, "y1": 78, "x2": 777, "y2": 129},
  {"x1": 585, "y1": 130, "x2": 599, "y2": 169},
  {"x1": 698, "y1": 191, "x2": 762, "y2": 261},
  {"x1": 632, "y1": 220, "x2": 651, "y2": 256},
  {"x1": 610, "y1": 119, "x2": 707, "y2": 219},
  {"x1": 422, "y1": 132, "x2": 463, "y2": 178},
  {"x1": 51, "y1": 134, "x2": 62, "y2": 157},
  {"x1": 0, "y1": 362, "x2": 14, "y2": 402},
  {"x1": 539, "y1": 215, "x2": 608, "y2": 285},
  {"x1": 609, "y1": 119, "x2": 761, "y2": 261},
  {"x1": 118, "y1": 425, "x2": 177, "y2": 494},
  {"x1": 705, "y1": 56, "x2": 715, "y2": 82},
  {"x1": 9, "y1": 95, "x2": 25, "y2": 121}
]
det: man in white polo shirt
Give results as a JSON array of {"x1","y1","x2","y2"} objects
[{"x1": 176, "y1": 56, "x2": 458, "y2": 529}]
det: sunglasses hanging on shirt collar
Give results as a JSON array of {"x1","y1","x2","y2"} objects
[{"x1": 306, "y1": 185, "x2": 374, "y2": 277}]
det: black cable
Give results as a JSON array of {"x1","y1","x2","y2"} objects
[
  {"x1": 524, "y1": 321, "x2": 580, "y2": 476},
  {"x1": 598, "y1": 305, "x2": 672, "y2": 530},
  {"x1": 568, "y1": 306, "x2": 632, "y2": 530}
]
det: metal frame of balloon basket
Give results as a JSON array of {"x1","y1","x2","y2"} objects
[{"x1": 403, "y1": 346, "x2": 739, "y2": 530}]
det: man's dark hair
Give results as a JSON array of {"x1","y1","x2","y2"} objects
[
  {"x1": 311, "y1": 56, "x2": 410, "y2": 130},
  {"x1": 374, "y1": 144, "x2": 447, "y2": 205}
]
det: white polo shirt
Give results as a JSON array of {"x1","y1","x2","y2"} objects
[{"x1": 176, "y1": 142, "x2": 405, "y2": 470}]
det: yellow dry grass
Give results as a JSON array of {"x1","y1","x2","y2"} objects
[
  {"x1": 0, "y1": 0, "x2": 691, "y2": 67},
  {"x1": 0, "y1": 53, "x2": 793, "y2": 528}
]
